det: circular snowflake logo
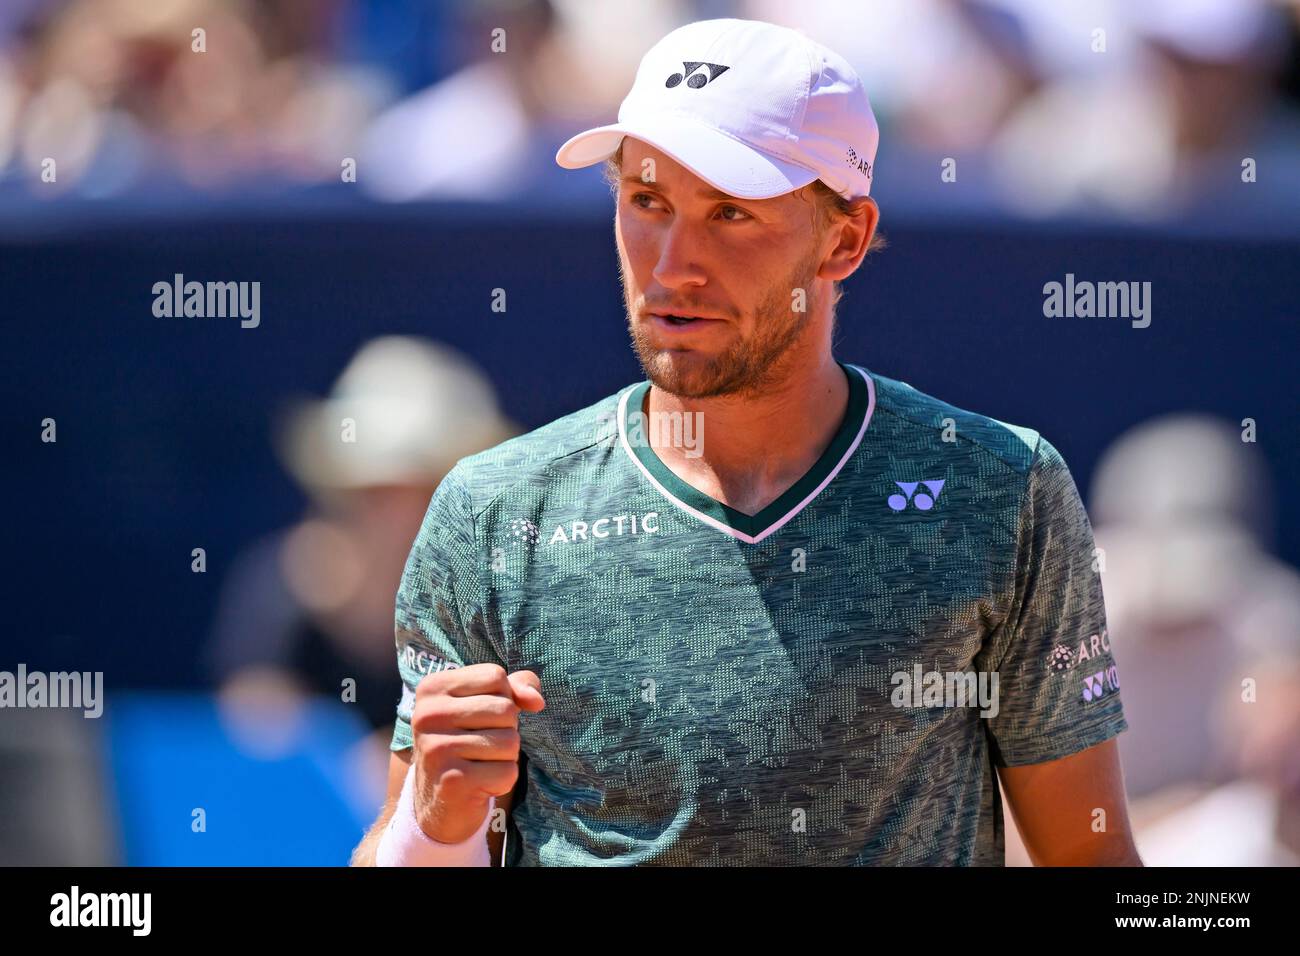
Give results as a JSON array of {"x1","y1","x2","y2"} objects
[
  {"x1": 1047, "y1": 644, "x2": 1075, "y2": 672},
  {"x1": 509, "y1": 518, "x2": 540, "y2": 546}
]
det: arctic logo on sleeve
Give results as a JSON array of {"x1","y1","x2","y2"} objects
[
  {"x1": 1047, "y1": 644, "x2": 1075, "y2": 672},
  {"x1": 1046, "y1": 629, "x2": 1112, "y2": 674}
]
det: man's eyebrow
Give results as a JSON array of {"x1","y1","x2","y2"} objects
[{"x1": 618, "y1": 175, "x2": 746, "y2": 202}]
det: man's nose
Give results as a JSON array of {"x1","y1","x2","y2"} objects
[{"x1": 652, "y1": 221, "x2": 708, "y2": 289}]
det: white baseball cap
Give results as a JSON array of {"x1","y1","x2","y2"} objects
[{"x1": 555, "y1": 18, "x2": 878, "y2": 201}]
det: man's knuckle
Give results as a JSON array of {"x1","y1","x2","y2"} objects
[
  {"x1": 415, "y1": 672, "x2": 443, "y2": 696},
  {"x1": 487, "y1": 696, "x2": 519, "y2": 721}
]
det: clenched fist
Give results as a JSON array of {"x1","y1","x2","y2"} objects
[{"x1": 410, "y1": 663, "x2": 545, "y2": 843}]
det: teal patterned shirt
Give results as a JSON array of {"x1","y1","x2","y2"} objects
[{"x1": 390, "y1": 360, "x2": 1127, "y2": 865}]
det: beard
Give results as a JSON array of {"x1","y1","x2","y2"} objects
[{"x1": 624, "y1": 243, "x2": 822, "y2": 401}]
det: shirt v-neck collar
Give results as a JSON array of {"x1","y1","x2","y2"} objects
[{"x1": 617, "y1": 361, "x2": 875, "y2": 544}]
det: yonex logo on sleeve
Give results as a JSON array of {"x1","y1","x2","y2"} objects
[
  {"x1": 1082, "y1": 665, "x2": 1120, "y2": 703},
  {"x1": 887, "y1": 479, "x2": 945, "y2": 511}
]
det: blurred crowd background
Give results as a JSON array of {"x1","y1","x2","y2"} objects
[
  {"x1": 2, "y1": 0, "x2": 1299, "y2": 867},
  {"x1": 3, "y1": 0, "x2": 1300, "y2": 220}
]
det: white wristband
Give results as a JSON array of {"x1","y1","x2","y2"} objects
[{"x1": 375, "y1": 764, "x2": 493, "y2": 867}]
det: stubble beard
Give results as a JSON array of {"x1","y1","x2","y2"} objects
[{"x1": 624, "y1": 244, "x2": 822, "y2": 401}]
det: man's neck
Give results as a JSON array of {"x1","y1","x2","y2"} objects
[{"x1": 644, "y1": 352, "x2": 850, "y2": 516}]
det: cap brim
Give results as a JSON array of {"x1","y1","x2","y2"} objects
[{"x1": 555, "y1": 112, "x2": 819, "y2": 200}]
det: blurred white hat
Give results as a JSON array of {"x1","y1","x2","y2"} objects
[
  {"x1": 276, "y1": 336, "x2": 518, "y2": 492},
  {"x1": 1091, "y1": 414, "x2": 1270, "y2": 537}
]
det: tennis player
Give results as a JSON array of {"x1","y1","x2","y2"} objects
[{"x1": 353, "y1": 17, "x2": 1138, "y2": 867}]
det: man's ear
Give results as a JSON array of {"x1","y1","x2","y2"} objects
[{"x1": 821, "y1": 196, "x2": 880, "y2": 283}]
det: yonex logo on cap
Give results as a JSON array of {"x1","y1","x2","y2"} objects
[{"x1": 665, "y1": 62, "x2": 730, "y2": 89}]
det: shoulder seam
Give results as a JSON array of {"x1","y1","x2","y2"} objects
[
  {"x1": 1014, "y1": 431, "x2": 1047, "y2": 531},
  {"x1": 458, "y1": 406, "x2": 625, "y2": 523},
  {"x1": 472, "y1": 432, "x2": 614, "y2": 522},
  {"x1": 869, "y1": 399, "x2": 1037, "y2": 479},
  {"x1": 998, "y1": 431, "x2": 1047, "y2": 650},
  {"x1": 979, "y1": 429, "x2": 1047, "y2": 673}
]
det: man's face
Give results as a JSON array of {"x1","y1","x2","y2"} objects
[{"x1": 615, "y1": 138, "x2": 832, "y2": 400}]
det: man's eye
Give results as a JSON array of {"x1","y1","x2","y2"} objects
[
  {"x1": 630, "y1": 192, "x2": 659, "y2": 209},
  {"x1": 717, "y1": 204, "x2": 750, "y2": 221}
]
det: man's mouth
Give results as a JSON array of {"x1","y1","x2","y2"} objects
[{"x1": 647, "y1": 311, "x2": 723, "y2": 329}]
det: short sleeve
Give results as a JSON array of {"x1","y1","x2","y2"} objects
[
  {"x1": 980, "y1": 436, "x2": 1128, "y2": 767},
  {"x1": 389, "y1": 467, "x2": 502, "y2": 752}
]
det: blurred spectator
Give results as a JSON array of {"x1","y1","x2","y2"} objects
[
  {"x1": 984, "y1": 0, "x2": 1295, "y2": 218},
  {"x1": 1004, "y1": 414, "x2": 1300, "y2": 866},
  {"x1": 1090, "y1": 415, "x2": 1300, "y2": 864},
  {"x1": 746, "y1": 0, "x2": 1300, "y2": 221},
  {"x1": 358, "y1": 0, "x2": 561, "y2": 201},
  {"x1": 206, "y1": 336, "x2": 519, "y2": 762},
  {"x1": 0, "y1": 0, "x2": 396, "y2": 196},
  {"x1": 5, "y1": 0, "x2": 1299, "y2": 221},
  {"x1": 356, "y1": 0, "x2": 686, "y2": 202}
]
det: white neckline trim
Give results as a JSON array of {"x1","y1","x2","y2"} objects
[{"x1": 616, "y1": 364, "x2": 876, "y2": 544}]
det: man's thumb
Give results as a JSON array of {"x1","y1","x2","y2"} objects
[{"x1": 507, "y1": 669, "x2": 546, "y2": 712}]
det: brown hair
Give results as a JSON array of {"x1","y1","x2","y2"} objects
[{"x1": 602, "y1": 142, "x2": 884, "y2": 321}]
